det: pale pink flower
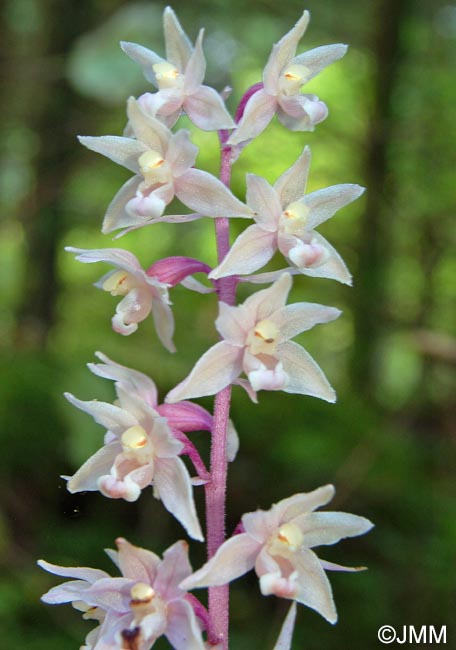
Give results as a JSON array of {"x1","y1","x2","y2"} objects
[
  {"x1": 121, "y1": 7, "x2": 235, "y2": 131},
  {"x1": 228, "y1": 11, "x2": 347, "y2": 145},
  {"x1": 88, "y1": 351, "x2": 239, "y2": 465},
  {"x1": 166, "y1": 273, "x2": 340, "y2": 404},
  {"x1": 39, "y1": 538, "x2": 206, "y2": 650},
  {"x1": 180, "y1": 485, "x2": 373, "y2": 624},
  {"x1": 66, "y1": 247, "x2": 212, "y2": 352},
  {"x1": 64, "y1": 383, "x2": 203, "y2": 541},
  {"x1": 79, "y1": 98, "x2": 252, "y2": 234},
  {"x1": 210, "y1": 146, "x2": 364, "y2": 285}
]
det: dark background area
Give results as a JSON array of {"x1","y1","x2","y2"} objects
[{"x1": 0, "y1": 0, "x2": 455, "y2": 648}]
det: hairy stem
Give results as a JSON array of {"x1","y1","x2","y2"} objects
[{"x1": 205, "y1": 144, "x2": 236, "y2": 648}]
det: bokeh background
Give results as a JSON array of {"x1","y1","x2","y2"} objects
[{"x1": 1, "y1": 0, "x2": 455, "y2": 648}]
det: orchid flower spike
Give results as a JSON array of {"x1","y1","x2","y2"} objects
[
  {"x1": 228, "y1": 11, "x2": 347, "y2": 145},
  {"x1": 79, "y1": 98, "x2": 252, "y2": 235},
  {"x1": 64, "y1": 383, "x2": 203, "y2": 541},
  {"x1": 180, "y1": 485, "x2": 373, "y2": 624},
  {"x1": 210, "y1": 146, "x2": 365, "y2": 284},
  {"x1": 121, "y1": 6, "x2": 235, "y2": 131},
  {"x1": 39, "y1": 538, "x2": 206, "y2": 650},
  {"x1": 166, "y1": 273, "x2": 340, "y2": 404}
]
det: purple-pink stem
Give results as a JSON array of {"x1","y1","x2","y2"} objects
[{"x1": 206, "y1": 85, "x2": 264, "y2": 648}]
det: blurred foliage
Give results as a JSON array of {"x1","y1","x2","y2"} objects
[{"x1": 0, "y1": 0, "x2": 455, "y2": 648}]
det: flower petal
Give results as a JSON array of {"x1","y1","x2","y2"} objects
[
  {"x1": 101, "y1": 176, "x2": 142, "y2": 235},
  {"x1": 38, "y1": 560, "x2": 109, "y2": 583},
  {"x1": 184, "y1": 85, "x2": 235, "y2": 131},
  {"x1": 163, "y1": 7, "x2": 193, "y2": 71},
  {"x1": 166, "y1": 598, "x2": 205, "y2": 650},
  {"x1": 246, "y1": 174, "x2": 281, "y2": 230},
  {"x1": 210, "y1": 225, "x2": 277, "y2": 280},
  {"x1": 67, "y1": 443, "x2": 120, "y2": 493},
  {"x1": 154, "y1": 457, "x2": 204, "y2": 541},
  {"x1": 65, "y1": 247, "x2": 142, "y2": 274},
  {"x1": 263, "y1": 11, "x2": 310, "y2": 92},
  {"x1": 294, "y1": 232, "x2": 352, "y2": 285},
  {"x1": 215, "y1": 302, "x2": 252, "y2": 345},
  {"x1": 276, "y1": 485, "x2": 335, "y2": 522},
  {"x1": 78, "y1": 136, "x2": 147, "y2": 173},
  {"x1": 115, "y1": 537, "x2": 161, "y2": 584},
  {"x1": 183, "y1": 29, "x2": 206, "y2": 94},
  {"x1": 305, "y1": 184, "x2": 365, "y2": 230},
  {"x1": 155, "y1": 540, "x2": 192, "y2": 600},
  {"x1": 244, "y1": 273, "x2": 292, "y2": 321},
  {"x1": 290, "y1": 547, "x2": 337, "y2": 624},
  {"x1": 277, "y1": 341, "x2": 336, "y2": 402},
  {"x1": 274, "y1": 146, "x2": 311, "y2": 206},
  {"x1": 120, "y1": 41, "x2": 164, "y2": 86},
  {"x1": 180, "y1": 534, "x2": 261, "y2": 589},
  {"x1": 151, "y1": 296, "x2": 176, "y2": 353},
  {"x1": 166, "y1": 130, "x2": 198, "y2": 176},
  {"x1": 89, "y1": 351, "x2": 159, "y2": 409},
  {"x1": 292, "y1": 43, "x2": 348, "y2": 80},
  {"x1": 277, "y1": 94, "x2": 328, "y2": 131},
  {"x1": 127, "y1": 97, "x2": 171, "y2": 153},
  {"x1": 175, "y1": 169, "x2": 253, "y2": 218},
  {"x1": 227, "y1": 89, "x2": 277, "y2": 145},
  {"x1": 272, "y1": 602, "x2": 297, "y2": 650},
  {"x1": 165, "y1": 342, "x2": 243, "y2": 402},
  {"x1": 64, "y1": 393, "x2": 137, "y2": 434},
  {"x1": 270, "y1": 302, "x2": 341, "y2": 342},
  {"x1": 294, "y1": 512, "x2": 374, "y2": 548}
]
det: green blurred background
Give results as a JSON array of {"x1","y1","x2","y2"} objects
[{"x1": 1, "y1": 0, "x2": 455, "y2": 647}]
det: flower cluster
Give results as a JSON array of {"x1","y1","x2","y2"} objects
[{"x1": 39, "y1": 8, "x2": 372, "y2": 650}]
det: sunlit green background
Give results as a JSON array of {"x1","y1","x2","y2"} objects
[{"x1": 1, "y1": 0, "x2": 455, "y2": 648}]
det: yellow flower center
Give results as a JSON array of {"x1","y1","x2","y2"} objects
[
  {"x1": 153, "y1": 61, "x2": 183, "y2": 89},
  {"x1": 280, "y1": 64, "x2": 311, "y2": 95},
  {"x1": 137, "y1": 150, "x2": 170, "y2": 187},
  {"x1": 247, "y1": 319, "x2": 280, "y2": 356},
  {"x1": 268, "y1": 522, "x2": 304, "y2": 556},
  {"x1": 121, "y1": 426, "x2": 149, "y2": 451},
  {"x1": 280, "y1": 201, "x2": 310, "y2": 236},
  {"x1": 130, "y1": 582, "x2": 155, "y2": 603},
  {"x1": 102, "y1": 271, "x2": 137, "y2": 296}
]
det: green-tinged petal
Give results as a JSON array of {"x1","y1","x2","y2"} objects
[
  {"x1": 274, "y1": 146, "x2": 311, "y2": 206},
  {"x1": 78, "y1": 135, "x2": 147, "y2": 173},
  {"x1": 277, "y1": 341, "x2": 336, "y2": 402},
  {"x1": 165, "y1": 341, "x2": 243, "y2": 403},
  {"x1": 305, "y1": 184, "x2": 365, "y2": 230},
  {"x1": 210, "y1": 225, "x2": 277, "y2": 280},
  {"x1": 294, "y1": 512, "x2": 374, "y2": 548},
  {"x1": 175, "y1": 169, "x2": 253, "y2": 218},
  {"x1": 163, "y1": 6, "x2": 193, "y2": 71},
  {"x1": 270, "y1": 302, "x2": 341, "y2": 343},
  {"x1": 180, "y1": 534, "x2": 261, "y2": 589},
  {"x1": 120, "y1": 41, "x2": 164, "y2": 85}
]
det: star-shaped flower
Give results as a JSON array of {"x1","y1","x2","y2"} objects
[
  {"x1": 121, "y1": 7, "x2": 235, "y2": 131},
  {"x1": 180, "y1": 485, "x2": 373, "y2": 624},
  {"x1": 79, "y1": 98, "x2": 252, "y2": 235},
  {"x1": 228, "y1": 11, "x2": 347, "y2": 145},
  {"x1": 166, "y1": 273, "x2": 340, "y2": 404},
  {"x1": 64, "y1": 380, "x2": 203, "y2": 541},
  {"x1": 39, "y1": 538, "x2": 206, "y2": 650},
  {"x1": 210, "y1": 146, "x2": 364, "y2": 284},
  {"x1": 88, "y1": 351, "x2": 239, "y2": 466},
  {"x1": 66, "y1": 247, "x2": 212, "y2": 352}
]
